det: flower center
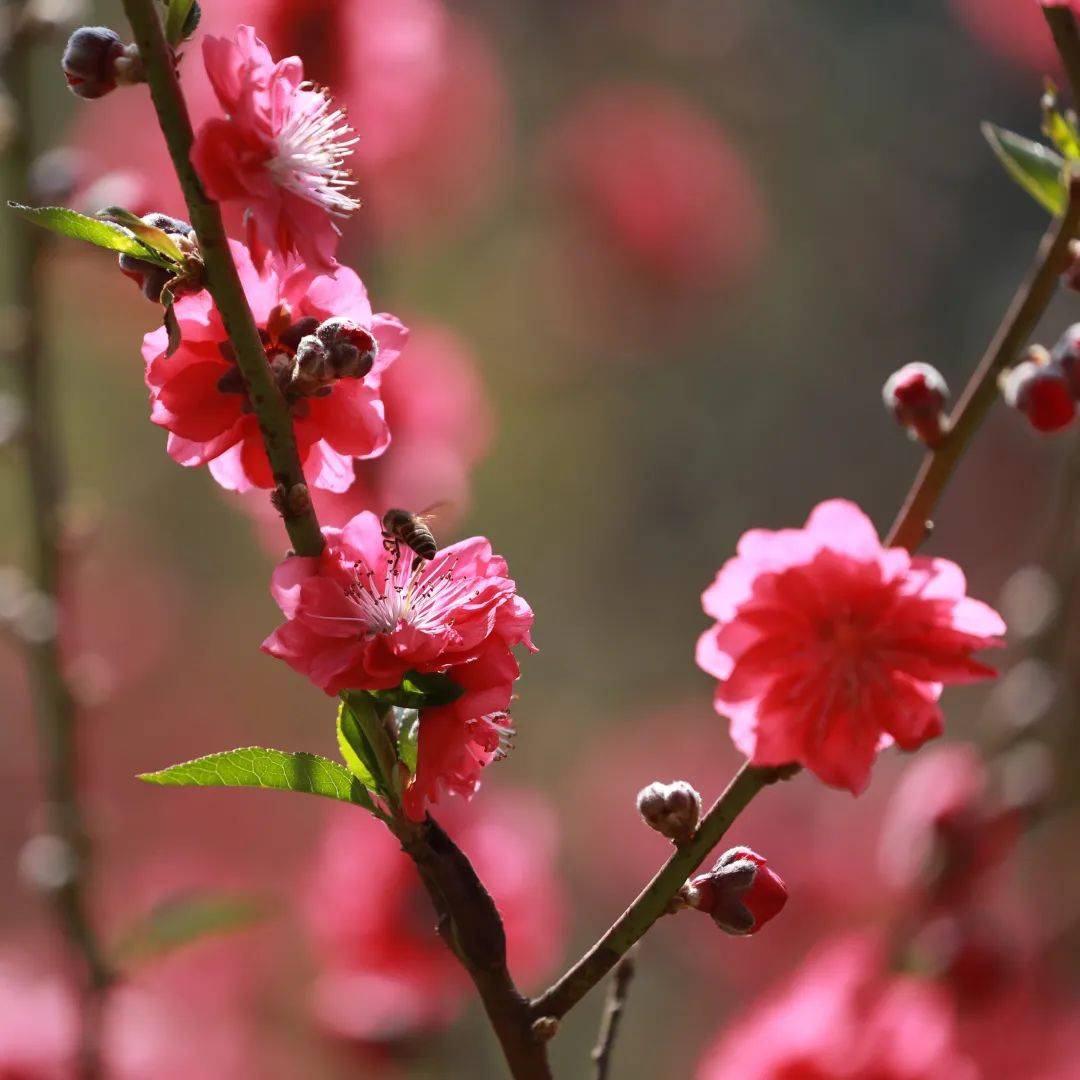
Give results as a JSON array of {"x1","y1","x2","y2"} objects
[{"x1": 267, "y1": 84, "x2": 360, "y2": 216}]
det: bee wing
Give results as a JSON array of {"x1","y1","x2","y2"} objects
[{"x1": 415, "y1": 501, "x2": 453, "y2": 530}]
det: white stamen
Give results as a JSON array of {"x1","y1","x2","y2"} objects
[{"x1": 267, "y1": 83, "x2": 360, "y2": 217}]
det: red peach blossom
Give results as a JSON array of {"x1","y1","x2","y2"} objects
[
  {"x1": 142, "y1": 241, "x2": 406, "y2": 492},
  {"x1": 261, "y1": 511, "x2": 534, "y2": 817},
  {"x1": 303, "y1": 789, "x2": 564, "y2": 1042},
  {"x1": 698, "y1": 934, "x2": 977, "y2": 1079},
  {"x1": 696, "y1": 499, "x2": 1006, "y2": 795},
  {"x1": 192, "y1": 26, "x2": 358, "y2": 272}
]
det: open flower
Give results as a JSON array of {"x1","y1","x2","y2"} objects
[
  {"x1": 261, "y1": 511, "x2": 534, "y2": 817},
  {"x1": 696, "y1": 500, "x2": 1005, "y2": 794},
  {"x1": 304, "y1": 789, "x2": 564, "y2": 1043},
  {"x1": 143, "y1": 241, "x2": 406, "y2": 492},
  {"x1": 192, "y1": 25, "x2": 359, "y2": 272}
]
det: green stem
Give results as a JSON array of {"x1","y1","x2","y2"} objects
[{"x1": 119, "y1": 0, "x2": 323, "y2": 556}]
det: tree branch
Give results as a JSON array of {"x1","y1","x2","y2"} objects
[
  {"x1": 591, "y1": 950, "x2": 637, "y2": 1080},
  {"x1": 3, "y1": 5, "x2": 112, "y2": 1076},
  {"x1": 119, "y1": 0, "x2": 323, "y2": 557},
  {"x1": 1045, "y1": 4, "x2": 1080, "y2": 109},
  {"x1": 886, "y1": 174, "x2": 1080, "y2": 551}
]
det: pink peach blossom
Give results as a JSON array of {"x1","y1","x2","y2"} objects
[
  {"x1": 192, "y1": 26, "x2": 358, "y2": 272},
  {"x1": 261, "y1": 511, "x2": 534, "y2": 817},
  {"x1": 304, "y1": 789, "x2": 564, "y2": 1042},
  {"x1": 696, "y1": 500, "x2": 1006, "y2": 794},
  {"x1": 698, "y1": 934, "x2": 976, "y2": 1079},
  {"x1": 142, "y1": 241, "x2": 406, "y2": 492}
]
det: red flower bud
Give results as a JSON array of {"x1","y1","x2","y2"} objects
[
  {"x1": 315, "y1": 317, "x2": 378, "y2": 380},
  {"x1": 685, "y1": 846, "x2": 787, "y2": 936},
  {"x1": 636, "y1": 780, "x2": 702, "y2": 844},
  {"x1": 1051, "y1": 322, "x2": 1080, "y2": 397},
  {"x1": 1002, "y1": 350, "x2": 1076, "y2": 433},
  {"x1": 882, "y1": 362, "x2": 950, "y2": 445},
  {"x1": 62, "y1": 27, "x2": 124, "y2": 99}
]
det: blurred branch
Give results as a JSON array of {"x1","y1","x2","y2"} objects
[
  {"x1": 531, "y1": 763, "x2": 784, "y2": 1020},
  {"x1": 1045, "y1": 4, "x2": 1080, "y2": 109},
  {"x1": 591, "y1": 949, "x2": 637, "y2": 1080},
  {"x1": 2, "y1": 3, "x2": 113, "y2": 1076},
  {"x1": 886, "y1": 174, "x2": 1080, "y2": 551},
  {"x1": 121, "y1": 4, "x2": 550, "y2": 1075},
  {"x1": 119, "y1": 0, "x2": 324, "y2": 558}
]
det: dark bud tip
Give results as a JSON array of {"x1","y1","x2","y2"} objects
[{"x1": 62, "y1": 27, "x2": 124, "y2": 99}]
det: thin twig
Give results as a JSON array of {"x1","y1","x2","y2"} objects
[
  {"x1": 120, "y1": 0, "x2": 323, "y2": 557},
  {"x1": 1045, "y1": 4, "x2": 1080, "y2": 109},
  {"x1": 886, "y1": 174, "x2": 1080, "y2": 551},
  {"x1": 120, "y1": 4, "x2": 550, "y2": 1075},
  {"x1": 591, "y1": 949, "x2": 637, "y2": 1080},
  {"x1": 3, "y1": 4, "x2": 112, "y2": 1076}
]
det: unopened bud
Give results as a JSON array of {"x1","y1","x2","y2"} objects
[
  {"x1": 62, "y1": 26, "x2": 124, "y2": 98},
  {"x1": 882, "y1": 362, "x2": 950, "y2": 445},
  {"x1": 531, "y1": 1016, "x2": 559, "y2": 1041},
  {"x1": 636, "y1": 780, "x2": 701, "y2": 844},
  {"x1": 683, "y1": 846, "x2": 787, "y2": 936},
  {"x1": 1002, "y1": 346, "x2": 1076, "y2": 433},
  {"x1": 117, "y1": 213, "x2": 194, "y2": 302},
  {"x1": 314, "y1": 317, "x2": 378, "y2": 380},
  {"x1": 1051, "y1": 323, "x2": 1080, "y2": 397}
]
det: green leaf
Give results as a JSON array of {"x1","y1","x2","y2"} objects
[
  {"x1": 336, "y1": 699, "x2": 381, "y2": 793},
  {"x1": 397, "y1": 709, "x2": 420, "y2": 775},
  {"x1": 982, "y1": 123, "x2": 1067, "y2": 215},
  {"x1": 138, "y1": 747, "x2": 374, "y2": 810},
  {"x1": 113, "y1": 891, "x2": 265, "y2": 967},
  {"x1": 97, "y1": 206, "x2": 185, "y2": 264},
  {"x1": 7, "y1": 203, "x2": 175, "y2": 266},
  {"x1": 165, "y1": 0, "x2": 199, "y2": 45},
  {"x1": 372, "y1": 670, "x2": 464, "y2": 710}
]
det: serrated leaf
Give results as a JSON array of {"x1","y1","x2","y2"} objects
[
  {"x1": 336, "y1": 699, "x2": 381, "y2": 792},
  {"x1": 982, "y1": 123, "x2": 1067, "y2": 215},
  {"x1": 7, "y1": 203, "x2": 174, "y2": 265},
  {"x1": 138, "y1": 747, "x2": 374, "y2": 810},
  {"x1": 165, "y1": 0, "x2": 197, "y2": 45},
  {"x1": 97, "y1": 206, "x2": 185, "y2": 265},
  {"x1": 114, "y1": 891, "x2": 264, "y2": 967}
]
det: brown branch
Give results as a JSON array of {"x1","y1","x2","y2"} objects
[
  {"x1": 591, "y1": 950, "x2": 637, "y2": 1080},
  {"x1": 120, "y1": 3, "x2": 548, "y2": 1074},
  {"x1": 1045, "y1": 4, "x2": 1080, "y2": 109},
  {"x1": 3, "y1": 5, "x2": 113, "y2": 1076},
  {"x1": 886, "y1": 173, "x2": 1080, "y2": 551}
]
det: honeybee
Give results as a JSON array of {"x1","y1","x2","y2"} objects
[{"x1": 382, "y1": 507, "x2": 440, "y2": 568}]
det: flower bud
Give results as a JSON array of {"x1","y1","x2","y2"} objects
[
  {"x1": 1002, "y1": 347, "x2": 1076, "y2": 433},
  {"x1": 684, "y1": 846, "x2": 787, "y2": 936},
  {"x1": 314, "y1": 317, "x2": 378, "y2": 380},
  {"x1": 882, "y1": 362, "x2": 950, "y2": 445},
  {"x1": 636, "y1": 780, "x2": 702, "y2": 844},
  {"x1": 117, "y1": 213, "x2": 194, "y2": 302},
  {"x1": 1050, "y1": 323, "x2": 1080, "y2": 397},
  {"x1": 62, "y1": 26, "x2": 124, "y2": 99}
]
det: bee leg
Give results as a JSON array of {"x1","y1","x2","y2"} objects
[{"x1": 411, "y1": 554, "x2": 424, "y2": 573}]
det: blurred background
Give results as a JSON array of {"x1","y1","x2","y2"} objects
[{"x1": 3, "y1": 0, "x2": 1080, "y2": 1076}]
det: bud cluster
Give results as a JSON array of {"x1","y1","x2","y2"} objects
[
  {"x1": 636, "y1": 780, "x2": 701, "y2": 844},
  {"x1": 681, "y1": 846, "x2": 787, "y2": 936},
  {"x1": 289, "y1": 317, "x2": 379, "y2": 398},
  {"x1": 882, "y1": 362, "x2": 950, "y2": 445},
  {"x1": 1001, "y1": 330, "x2": 1080, "y2": 433},
  {"x1": 62, "y1": 26, "x2": 142, "y2": 100}
]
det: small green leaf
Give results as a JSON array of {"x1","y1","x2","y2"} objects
[
  {"x1": 7, "y1": 203, "x2": 174, "y2": 265},
  {"x1": 97, "y1": 206, "x2": 185, "y2": 264},
  {"x1": 114, "y1": 891, "x2": 265, "y2": 967},
  {"x1": 982, "y1": 123, "x2": 1067, "y2": 215},
  {"x1": 138, "y1": 746, "x2": 374, "y2": 810},
  {"x1": 372, "y1": 670, "x2": 464, "y2": 710},
  {"x1": 397, "y1": 709, "x2": 420, "y2": 775},
  {"x1": 336, "y1": 699, "x2": 381, "y2": 793},
  {"x1": 165, "y1": 0, "x2": 199, "y2": 45}
]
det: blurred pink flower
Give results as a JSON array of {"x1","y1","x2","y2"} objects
[
  {"x1": 545, "y1": 85, "x2": 766, "y2": 293},
  {"x1": 142, "y1": 241, "x2": 406, "y2": 492},
  {"x1": 72, "y1": 0, "x2": 507, "y2": 245},
  {"x1": 879, "y1": 743, "x2": 1021, "y2": 910},
  {"x1": 698, "y1": 934, "x2": 976, "y2": 1079},
  {"x1": 303, "y1": 789, "x2": 564, "y2": 1043},
  {"x1": 696, "y1": 499, "x2": 1006, "y2": 794},
  {"x1": 192, "y1": 26, "x2": 358, "y2": 272},
  {"x1": 243, "y1": 322, "x2": 494, "y2": 551},
  {"x1": 949, "y1": 0, "x2": 1064, "y2": 72},
  {"x1": 0, "y1": 957, "x2": 77, "y2": 1078},
  {"x1": 261, "y1": 511, "x2": 535, "y2": 817}
]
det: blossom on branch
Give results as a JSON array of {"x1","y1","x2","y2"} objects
[
  {"x1": 261, "y1": 511, "x2": 534, "y2": 817},
  {"x1": 192, "y1": 26, "x2": 359, "y2": 272},
  {"x1": 696, "y1": 499, "x2": 1006, "y2": 794},
  {"x1": 142, "y1": 241, "x2": 406, "y2": 492}
]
